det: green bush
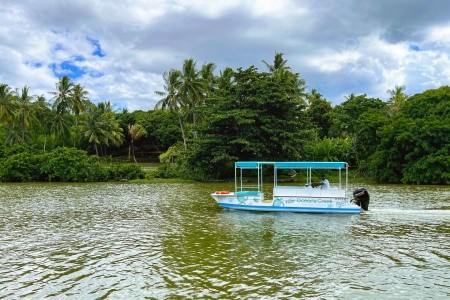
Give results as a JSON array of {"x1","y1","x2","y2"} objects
[
  {"x1": 0, "y1": 146, "x2": 148, "y2": 182},
  {"x1": 156, "y1": 144, "x2": 193, "y2": 179},
  {"x1": 104, "y1": 164, "x2": 145, "y2": 181},
  {"x1": 0, "y1": 151, "x2": 46, "y2": 182},
  {"x1": 40, "y1": 147, "x2": 103, "y2": 182},
  {"x1": 402, "y1": 151, "x2": 450, "y2": 184}
]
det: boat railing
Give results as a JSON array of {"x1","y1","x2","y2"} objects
[
  {"x1": 234, "y1": 161, "x2": 349, "y2": 196},
  {"x1": 237, "y1": 184, "x2": 260, "y2": 192}
]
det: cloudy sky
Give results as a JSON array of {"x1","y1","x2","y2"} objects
[{"x1": 1, "y1": 0, "x2": 450, "y2": 111}]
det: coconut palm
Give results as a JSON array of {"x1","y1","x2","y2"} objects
[
  {"x1": 104, "y1": 110, "x2": 125, "y2": 152},
  {"x1": 345, "y1": 93, "x2": 356, "y2": 102},
  {"x1": 387, "y1": 85, "x2": 408, "y2": 116},
  {"x1": 307, "y1": 89, "x2": 323, "y2": 107},
  {"x1": 70, "y1": 84, "x2": 89, "y2": 125},
  {"x1": 155, "y1": 69, "x2": 187, "y2": 149},
  {"x1": 34, "y1": 95, "x2": 52, "y2": 150},
  {"x1": 179, "y1": 58, "x2": 205, "y2": 127},
  {"x1": 263, "y1": 52, "x2": 291, "y2": 74},
  {"x1": 69, "y1": 84, "x2": 89, "y2": 147},
  {"x1": 50, "y1": 110, "x2": 72, "y2": 146},
  {"x1": 156, "y1": 59, "x2": 212, "y2": 147},
  {"x1": 81, "y1": 102, "x2": 124, "y2": 156},
  {"x1": 201, "y1": 62, "x2": 217, "y2": 99},
  {"x1": 82, "y1": 106, "x2": 107, "y2": 156},
  {"x1": 218, "y1": 67, "x2": 235, "y2": 89},
  {"x1": 13, "y1": 86, "x2": 40, "y2": 140},
  {"x1": 51, "y1": 76, "x2": 74, "y2": 113},
  {"x1": 97, "y1": 101, "x2": 125, "y2": 153},
  {"x1": 3, "y1": 123, "x2": 26, "y2": 146},
  {"x1": 0, "y1": 83, "x2": 15, "y2": 123},
  {"x1": 128, "y1": 123, "x2": 147, "y2": 163}
]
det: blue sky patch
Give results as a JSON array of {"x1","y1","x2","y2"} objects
[
  {"x1": 50, "y1": 56, "x2": 86, "y2": 79},
  {"x1": 87, "y1": 37, "x2": 105, "y2": 57},
  {"x1": 409, "y1": 44, "x2": 420, "y2": 51}
]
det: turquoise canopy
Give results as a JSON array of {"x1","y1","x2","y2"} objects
[
  {"x1": 235, "y1": 161, "x2": 347, "y2": 169},
  {"x1": 274, "y1": 162, "x2": 347, "y2": 169},
  {"x1": 235, "y1": 161, "x2": 261, "y2": 168}
]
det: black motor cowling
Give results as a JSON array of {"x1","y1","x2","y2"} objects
[{"x1": 352, "y1": 188, "x2": 370, "y2": 211}]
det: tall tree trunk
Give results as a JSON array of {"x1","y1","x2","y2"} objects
[
  {"x1": 177, "y1": 112, "x2": 187, "y2": 149},
  {"x1": 132, "y1": 147, "x2": 138, "y2": 164},
  {"x1": 128, "y1": 145, "x2": 132, "y2": 161}
]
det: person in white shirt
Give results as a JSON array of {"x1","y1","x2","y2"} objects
[
  {"x1": 312, "y1": 174, "x2": 330, "y2": 189},
  {"x1": 320, "y1": 175, "x2": 330, "y2": 189}
]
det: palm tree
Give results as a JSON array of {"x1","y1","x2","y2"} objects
[
  {"x1": 3, "y1": 123, "x2": 25, "y2": 146},
  {"x1": 387, "y1": 85, "x2": 408, "y2": 116},
  {"x1": 128, "y1": 124, "x2": 147, "y2": 163},
  {"x1": 50, "y1": 109, "x2": 72, "y2": 146},
  {"x1": 13, "y1": 86, "x2": 39, "y2": 140},
  {"x1": 70, "y1": 84, "x2": 89, "y2": 126},
  {"x1": 155, "y1": 69, "x2": 187, "y2": 149},
  {"x1": 155, "y1": 59, "x2": 211, "y2": 147},
  {"x1": 179, "y1": 58, "x2": 205, "y2": 127},
  {"x1": 98, "y1": 101, "x2": 125, "y2": 154},
  {"x1": 81, "y1": 102, "x2": 124, "y2": 156},
  {"x1": 69, "y1": 84, "x2": 89, "y2": 147},
  {"x1": 201, "y1": 62, "x2": 217, "y2": 100},
  {"x1": 51, "y1": 76, "x2": 74, "y2": 113},
  {"x1": 218, "y1": 67, "x2": 234, "y2": 89},
  {"x1": 0, "y1": 83, "x2": 15, "y2": 123},
  {"x1": 345, "y1": 93, "x2": 356, "y2": 102},
  {"x1": 82, "y1": 106, "x2": 107, "y2": 156},
  {"x1": 103, "y1": 108, "x2": 125, "y2": 154},
  {"x1": 34, "y1": 95, "x2": 52, "y2": 150},
  {"x1": 307, "y1": 89, "x2": 323, "y2": 107},
  {"x1": 263, "y1": 52, "x2": 291, "y2": 74}
]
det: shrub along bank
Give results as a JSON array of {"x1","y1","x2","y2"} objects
[{"x1": 0, "y1": 147, "x2": 145, "y2": 182}]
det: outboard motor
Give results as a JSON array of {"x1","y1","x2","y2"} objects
[{"x1": 352, "y1": 188, "x2": 370, "y2": 211}]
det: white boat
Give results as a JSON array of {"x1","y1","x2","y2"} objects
[{"x1": 211, "y1": 161, "x2": 369, "y2": 214}]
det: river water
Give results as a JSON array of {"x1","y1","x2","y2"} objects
[{"x1": 0, "y1": 183, "x2": 449, "y2": 299}]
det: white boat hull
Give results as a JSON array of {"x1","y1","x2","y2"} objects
[{"x1": 211, "y1": 189, "x2": 362, "y2": 214}]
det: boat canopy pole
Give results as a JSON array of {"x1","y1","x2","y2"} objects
[
  {"x1": 345, "y1": 163, "x2": 348, "y2": 196},
  {"x1": 259, "y1": 162, "x2": 262, "y2": 192},
  {"x1": 274, "y1": 166, "x2": 277, "y2": 187},
  {"x1": 339, "y1": 168, "x2": 341, "y2": 189}
]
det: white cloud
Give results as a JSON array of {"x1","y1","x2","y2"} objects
[
  {"x1": 248, "y1": 0, "x2": 308, "y2": 18},
  {"x1": 307, "y1": 50, "x2": 361, "y2": 73},
  {"x1": 1, "y1": 0, "x2": 450, "y2": 110}
]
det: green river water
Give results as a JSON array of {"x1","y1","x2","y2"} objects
[{"x1": 0, "y1": 182, "x2": 449, "y2": 299}]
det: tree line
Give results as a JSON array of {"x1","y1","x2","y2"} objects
[{"x1": 0, "y1": 53, "x2": 448, "y2": 184}]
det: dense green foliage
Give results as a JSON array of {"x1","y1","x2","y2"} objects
[
  {"x1": 0, "y1": 54, "x2": 449, "y2": 184},
  {"x1": 183, "y1": 66, "x2": 312, "y2": 180},
  {"x1": 366, "y1": 87, "x2": 450, "y2": 184},
  {"x1": 0, "y1": 147, "x2": 145, "y2": 182}
]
